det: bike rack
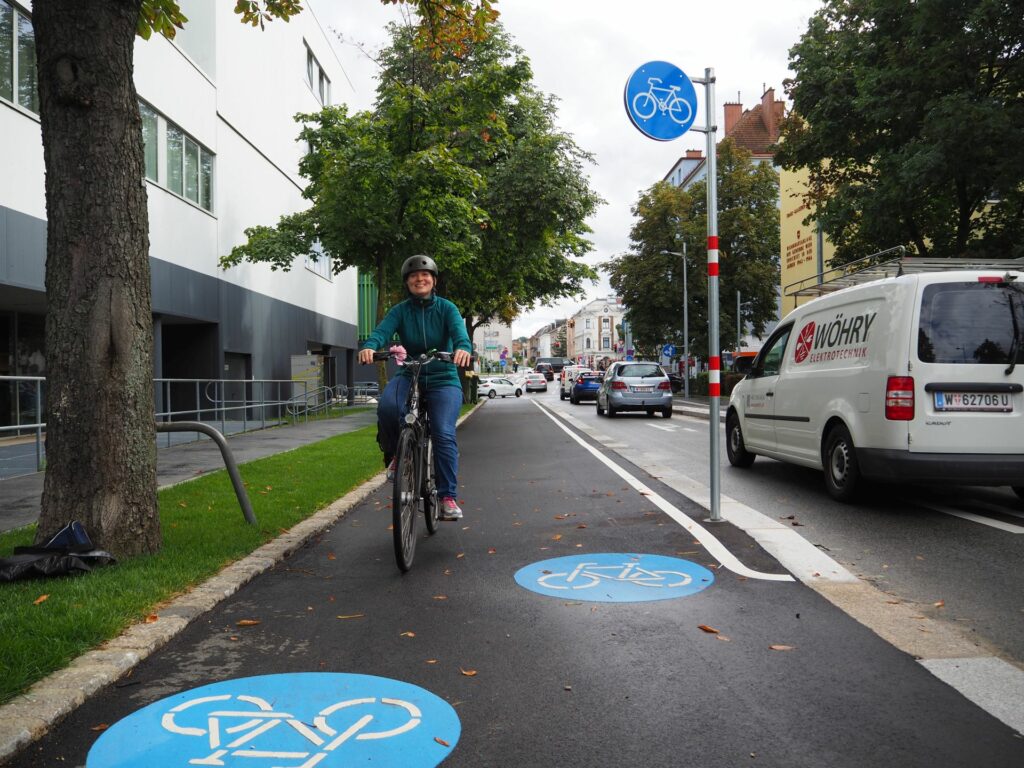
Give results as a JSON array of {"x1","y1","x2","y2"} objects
[{"x1": 155, "y1": 421, "x2": 257, "y2": 526}]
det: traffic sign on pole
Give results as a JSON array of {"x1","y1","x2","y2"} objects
[{"x1": 624, "y1": 61, "x2": 698, "y2": 141}]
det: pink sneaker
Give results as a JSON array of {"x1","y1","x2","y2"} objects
[{"x1": 440, "y1": 497, "x2": 463, "y2": 521}]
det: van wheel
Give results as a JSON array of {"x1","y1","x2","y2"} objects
[
  {"x1": 596, "y1": 400, "x2": 605, "y2": 416},
  {"x1": 515, "y1": 389, "x2": 522, "y2": 397},
  {"x1": 726, "y1": 412, "x2": 754, "y2": 468},
  {"x1": 1013, "y1": 486, "x2": 1024, "y2": 503},
  {"x1": 823, "y1": 425, "x2": 861, "y2": 502},
  {"x1": 560, "y1": 389, "x2": 566, "y2": 401}
]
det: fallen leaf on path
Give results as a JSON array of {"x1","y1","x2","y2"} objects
[
  {"x1": 400, "y1": 631, "x2": 416, "y2": 638},
  {"x1": 433, "y1": 595, "x2": 448, "y2": 601},
  {"x1": 769, "y1": 644, "x2": 795, "y2": 652},
  {"x1": 577, "y1": 524, "x2": 587, "y2": 529},
  {"x1": 487, "y1": 547, "x2": 497, "y2": 554},
  {"x1": 229, "y1": 636, "x2": 239, "y2": 641},
  {"x1": 435, "y1": 737, "x2": 450, "y2": 747},
  {"x1": 934, "y1": 600, "x2": 945, "y2": 608},
  {"x1": 90, "y1": 724, "x2": 110, "y2": 732},
  {"x1": 697, "y1": 625, "x2": 720, "y2": 634},
  {"x1": 236, "y1": 619, "x2": 261, "y2": 627},
  {"x1": 554, "y1": 514, "x2": 568, "y2": 520},
  {"x1": 327, "y1": 553, "x2": 336, "y2": 560},
  {"x1": 456, "y1": 553, "x2": 465, "y2": 560},
  {"x1": 551, "y1": 534, "x2": 563, "y2": 541},
  {"x1": 336, "y1": 614, "x2": 365, "y2": 620},
  {"x1": 144, "y1": 614, "x2": 159, "y2": 623},
  {"x1": 33, "y1": 594, "x2": 49, "y2": 606},
  {"x1": 715, "y1": 635, "x2": 732, "y2": 642},
  {"x1": 460, "y1": 668, "x2": 478, "y2": 677}
]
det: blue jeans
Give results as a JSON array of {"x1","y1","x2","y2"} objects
[{"x1": 377, "y1": 375, "x2": 462, "y2": 499}]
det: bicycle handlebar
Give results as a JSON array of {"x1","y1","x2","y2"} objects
[{"x1": 371, "y1": 349, "x2": 461, "y2": 365}]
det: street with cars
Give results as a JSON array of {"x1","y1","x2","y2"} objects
[{"x1": 20, "y1": 373, "x2": 1024, "y2": 766}]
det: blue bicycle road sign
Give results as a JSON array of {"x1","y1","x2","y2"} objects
[
  {"x1": 515, "y1": 553, "x2": 715, "y2": 603},
  {"x1": 624, "y1": 61, "x2": 698, "y2": 141},
  {"x1": 87, "y1": 672, "x2": 460, "y2": 768}
]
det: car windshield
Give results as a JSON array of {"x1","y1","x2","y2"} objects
[
  {"x1": 616, "y1": 364, "x2": 663, "y2": 378},
  {"x1": 918, "y1": 282, "x2": 1024, "y2": 365}
]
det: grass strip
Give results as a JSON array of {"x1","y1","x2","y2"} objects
[{"x1": 0, "y1": 425, "x2": 384, "y2": 705}]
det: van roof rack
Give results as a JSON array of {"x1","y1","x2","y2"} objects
[{"x1": 784, "y1": 245, "x2": 1024, "y2": 300}]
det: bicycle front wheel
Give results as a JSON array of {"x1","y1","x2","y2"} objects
[{"x1": 392, "y1": 429, "x2": 418, "y2": 572}]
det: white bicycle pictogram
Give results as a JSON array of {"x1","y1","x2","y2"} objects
[
  {"x1": 161, "y1": 693, "x2": 422, "y2": 767},
  {"x1": 537, "y1": 561, "x2": 693, "y2": 590},
  {"x1": 631, "y1": 77, "x2": 693, "y2": 125}
]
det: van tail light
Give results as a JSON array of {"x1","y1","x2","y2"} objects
[
  {"x1": 611, "y1": 381, "x2": 628, "y2": 390},
  {"x1": 657, "y1": 381, "x2": 672, "y2": 390},
  {"x1": 885, "y1": 376, "x2": 915, "y2": 420}
]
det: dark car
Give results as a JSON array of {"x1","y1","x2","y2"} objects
[
  {"x1": 535, "y1": 363, "x2": 554, "y2": 381},
  {"x1": 570, "y1": 372, "x2": 603, "y2": 404}
]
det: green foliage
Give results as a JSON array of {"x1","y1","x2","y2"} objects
[
  {"x1": 777, "y1": 0, "x2": 1024, "y2": 263},
  {"x1": 222, "y1": 20, "x2": 601, "y2": 333},
  {"x1": 0, "y1": 427, "x2": 384, "y2": 704},
  {"x1": 604, "y1": 139, "x2": 780, "y2": 357}
]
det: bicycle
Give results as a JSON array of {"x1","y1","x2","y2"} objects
[
  {"x1": 631, "y1": 77, "x2": 693, "y2": 125},
  {"x1": 537, "y1": 560, "x2": 693, "y2": 590},
  {"x1": 373, "y1": 348, "x2": 454, "y2": 571}
]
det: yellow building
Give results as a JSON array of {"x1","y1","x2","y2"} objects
[{"x1": 779, "y1": 166, "x2": 835, "y2": 316}]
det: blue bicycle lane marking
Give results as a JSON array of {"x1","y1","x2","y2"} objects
[
  {"x1": 87, "y1": 673, "x2": 459, "y2": 768},
  {"x1": 515, "y1": 553, "x2": 715, "y2": 603}
]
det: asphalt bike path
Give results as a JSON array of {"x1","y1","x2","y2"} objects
[{"x1": 17, "y1": 399, "x2": 1024, "y2": 767}]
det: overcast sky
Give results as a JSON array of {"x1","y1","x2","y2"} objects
[{"x1": 309, "y1": 0, "x2": 823, "y2": 338}]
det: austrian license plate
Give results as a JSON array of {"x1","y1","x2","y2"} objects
[
  {"x1": 934, "y1": 391, "x2": 1013, "y2": 412},
  {"x1": 632, "y1": 386, "x2": 654, "y2": 393}
]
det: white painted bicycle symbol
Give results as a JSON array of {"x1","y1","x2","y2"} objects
[
  {"x1": 161, "y1": 693, "x2": 422, "y2": 767},
  {"x1": 631, "y1": 77, "x2": 693, "y2": 125},
  {"x1": 537, "y1": 561, "x2": 693, "y2": 590}
]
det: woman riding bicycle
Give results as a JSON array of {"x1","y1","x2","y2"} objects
[{"x1": 358, "y1": 255, "x2": 473, "y2": 521}]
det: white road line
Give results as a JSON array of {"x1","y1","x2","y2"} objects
[
  {"x1": 533, "y1": 400, "x2": 793, "y2": 582},
  {"x1": 682, "y1": 427, "x2": 699, "y2": 433},
  {"x1": 917, "y1": 502, "x2": 1024, "y2": 534},
  {"x1": 647, "y1": 424, "x2": 676, "y2": 432},
  {"x1": 965, "y1": 499, "x2": 1024, "y2": 521}
]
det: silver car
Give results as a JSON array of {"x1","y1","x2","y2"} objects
[{"x1": 596, "y1": 361, "x2": 673, "y2": 418}]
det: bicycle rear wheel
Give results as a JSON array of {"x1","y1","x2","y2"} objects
[
  {"x1": 422, "y1": 435, "x2": 440, "y2": 535},
  {"x1": 392, "y1": 429, "x2": 418, "y2": 572}
]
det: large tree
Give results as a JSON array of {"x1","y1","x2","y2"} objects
[
  {"x1": 32, "y1": 0, "x2": 498, "y2": 557},
  {"x1": 776, "y1": 0, "x2": 1024, "y2": 264},
  {"x1": 222, "y1": 21, "x2": 600, "y2": 341},
  {"x1": 604, "y1": 139, "x2": 780, "y2": 356}
]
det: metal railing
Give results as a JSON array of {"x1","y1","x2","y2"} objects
[{"x1": 0, "y1": 376, "x2": 358, "y2": 479}]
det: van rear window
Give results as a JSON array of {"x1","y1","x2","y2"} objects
[{"x1": 918, "y1": 282, "x2": 1024, "y2": 364}]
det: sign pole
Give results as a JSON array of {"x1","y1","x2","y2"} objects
[{"x1": 692, "y1": 67, "x2": 722, "y2": 523}]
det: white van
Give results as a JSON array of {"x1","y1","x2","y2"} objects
[
  {"x1": 559, "y1": 366, "x2": 592, "y2": 400},
  {"x1": 726, "y1": 267, "x2": 1024, "y2": 501}
]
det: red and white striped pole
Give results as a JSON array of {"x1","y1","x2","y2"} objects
[{"x1": 694, "y1": 67, "x2": 722, "y2": 522}]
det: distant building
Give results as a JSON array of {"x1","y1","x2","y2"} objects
[
  {"x1": 472, "y1": 320, "x2": 514, "y2": 371},
  {"x1": 567, "y1": 295, "x2": 623, "y2": 369}
]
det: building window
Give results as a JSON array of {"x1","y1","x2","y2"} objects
[
  {"x1": 585, "y1": 318, "x2": 591, "y2": 329},
  {"x1": 0, "y1": 1, "x2": 38, "y2": 115},
  {"x1": 141, "y1": 101, "x2": 215, "y2": 212},
  {"x1": 585, "y1": 337, "x2": 591, "y2": 350},
  {"x1": 603, "y1": 337, "x2": 610, "y2": 350},
  {"x1": 305, "y1": 240, "x2": 333, "y2": 282},
  {"x1": 306, "y1": 43, "x2": 330, "y2": 106}
]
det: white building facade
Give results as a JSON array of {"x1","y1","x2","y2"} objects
[
  {"x1": 472, "y1": 319, "x2": 514, "y2": 371},
  {"x1": 567, "y1": 295, "x2": 624, "y2": 369},
  {"x1": 0, "y1": 0, "x2": 358, "y2": 420}
]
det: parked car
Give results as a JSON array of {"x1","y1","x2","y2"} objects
[
  {"x1": 536, "y1": 357, "x2": 572, "y2": 377},
  {"x1": 559, "y1": 366, "x2": 592, "y2": 400},
  {"x1": 596, "y1": 361, "x2": 673, "y2": 418},
  {"x1": 727, "y1": 267, "x2": 1024, "y2": 502},
  {"x1": 535, "y1": 363, "x2": 554, "y2": 381},
  {"x1": 524, "y1": 373, "x2": 548, "y2": 392},
  {"x1": 570, "y1": 372, "x2": 603, "y2": 404},
  {"x1": 478, "y1": 377, "x2": 523, "y2": 399}
]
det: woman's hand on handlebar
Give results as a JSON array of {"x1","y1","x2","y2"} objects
[
  {"x1": 453, "y1": 349, "x2": 472, "y2": 368},
  {"x1": 358, "y1": 348, "x2": 377, "y2": 365}
]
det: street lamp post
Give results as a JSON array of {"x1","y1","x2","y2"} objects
[{"x1": 660, "y1": 246, "x2": 689, "y2": 398}]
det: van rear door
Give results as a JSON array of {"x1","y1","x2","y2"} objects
[{"x1": 911, "y1": 276, "x2": 1024, "y2": 454}]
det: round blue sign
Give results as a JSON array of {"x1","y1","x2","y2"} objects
[
  {"x1": 87, "y1": 673, "x2": 460, "y2": 767},
  {"x1": 624, "y1": 61, "x2": 698, "y2": 141},
  {"x1": 662, "y1": 343, "x2": 676, "y2": 357},
  {"x1": 515, "y1": 553, "x2": 715, "y2": 603}
]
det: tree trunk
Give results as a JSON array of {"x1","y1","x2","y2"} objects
[{"x1": 33, "y1": 0, "x2": 159, "y2": 557}]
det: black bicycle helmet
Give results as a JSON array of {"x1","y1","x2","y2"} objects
[{"x1": 401, "y1": 254, "x2": 438, "y2": 280}]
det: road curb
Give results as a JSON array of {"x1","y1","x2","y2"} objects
[{"x1": 0, "y1": 403, "x2": 483, "y2": 766}]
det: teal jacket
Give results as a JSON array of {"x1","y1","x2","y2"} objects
[{"x1": 361, "y1": 294, "x2": 472, "y2": 390}]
